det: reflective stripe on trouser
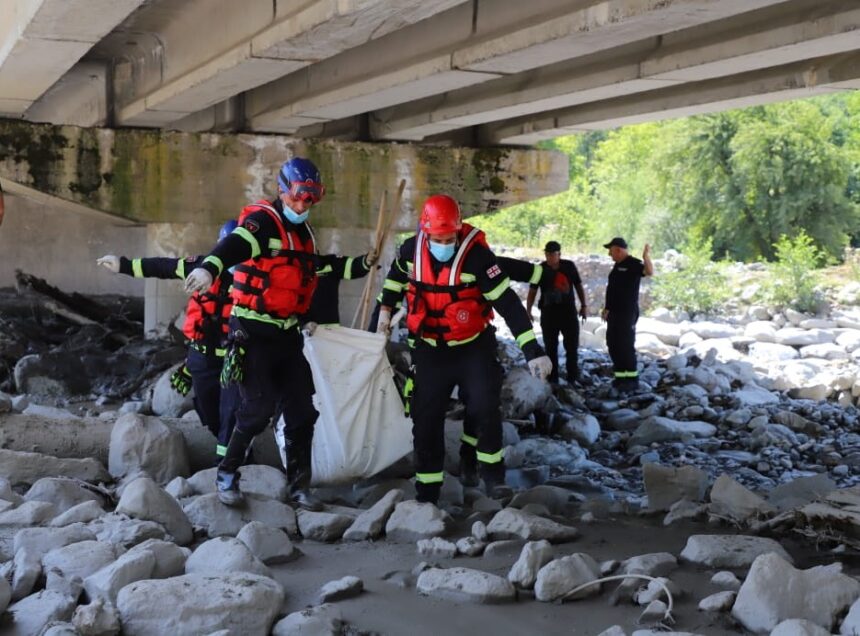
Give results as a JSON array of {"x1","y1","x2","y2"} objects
[
  {"x1": 540, "y1": 307, "x2": 580, "y2": 383},
  {"x1": 606, "y1": 312, "x2": 638, "y2": 379},
  {"x1": 220, "y1": 323, "x2": 318, "y2": 475},
  {"x1": 411, "y1": 330, "x2": 505, "y2": 502}
]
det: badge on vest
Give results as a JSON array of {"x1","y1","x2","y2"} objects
[
  {"x1": 486, "y1": 264, "x2": 502, "y2": 279},
  {"x1": 456, "y1": 309, "x2": 470, "y2": 323},
  {"x1": 244, "y1": 220, "x2": 260, "y2": 233}
]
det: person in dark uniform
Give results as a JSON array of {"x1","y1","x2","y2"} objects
[
  {"x1": 97, "y1": 221, "x2": 242, "y2": 465},
  {"x1": 456, "y1": 254, "x2": 555, "y2": 486},
  {"x1": 377, "y1": 194, "x2": 552, "y2": 504},
  {"x1": 306, "y1": 251, "x2": 377, "y2": 327},
  {"x1": 184, "y1": 157, "x2": 325, "y2": 509},
  {"x1": 601, "y1": 237, "x2": 653, "y2": 392},
  {"x1": 526, "y1": 241, "x2": 587, "y2": 384}
]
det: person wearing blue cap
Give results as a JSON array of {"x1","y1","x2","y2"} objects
[
  {"x1": 96, "y1": 219, "x2": 242, "y2": 463},
  {"x1": 601, "y1": 237, "x2": 653, "y2": 392}
]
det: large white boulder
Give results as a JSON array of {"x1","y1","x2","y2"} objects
[
  {"x1": 733, "y1": 552, "x2": 860, "y2": 633},
  {"x1": 680, "y1": 535, "x2": 791, "y2": 568},
  {"x1": 117, "y1": 573, "x2": 283, "y2": 636},
  {"x1": 108, "y1": 414, "x2": 190, "y2": 484},
  {"x1": 115, "y1": 476, "x2": 193, "y2": 545},
  {"x1": 417, "y1": 567, "x2": 516, "y2": 604}
]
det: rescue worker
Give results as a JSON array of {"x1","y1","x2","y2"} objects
[
  {"x1": 306, "y1": 251, "x2": 377, "y2": 326},
  {"x1": 184, "y1": 157, "x2": 324, "y2": 509},
  {"x1": 601, "y1": 237, "x2": 653, "y2": 392},
  {"x1": 377, "y1": 194, "x2": 552, "y2": 504},
  {"x1": 96, "y1": 221, "x2": 241, "y2": 464},
  {"x1": 458, "y1": 255, "x2": 554, "y2": 487},
  {"x1": 526, "y1": 241, "x2": 588, "y2": 384}
]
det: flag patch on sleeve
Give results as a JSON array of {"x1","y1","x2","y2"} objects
[{"x1": 486, "y1": 264, "x2": 502, "y2": 279}]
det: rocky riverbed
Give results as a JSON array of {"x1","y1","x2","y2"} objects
[{"x1": 3, "y1": 279, "x2": 860, "y2": 634}]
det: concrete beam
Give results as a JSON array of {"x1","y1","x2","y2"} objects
[
  {"x1": 372, "y1": 0, "x2": 860, "y2": 141},
  {"x1": 248, "y1": 0, "x2": 795, "y2": 133},
  {"x1": 115, "y1": 0, "x2": 464, "y2": 127},
  {"x1": 0, "y1": 0, "x2": 144, "y2": 116},
  {"x1": 482, "y1": 52, "x2": 859, "y2": 145},
  {"x1": 0, "y1": 120, "x2": 568, "y2": 228}
]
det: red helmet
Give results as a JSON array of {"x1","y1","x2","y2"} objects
[{"x1": 419, "y1": 195, "x2": 462, "y2": 236}]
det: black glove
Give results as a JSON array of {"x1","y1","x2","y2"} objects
[{"x1": 170, "y1": 365, "x2": 193, "y2": 396}]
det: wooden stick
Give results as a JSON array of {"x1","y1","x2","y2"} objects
[
  {"x1": 351, "y1": 190, "x2": 388, "y2": 328},
  {"x1": 359, "y1": 179, "x2": 407, "y2": 329}
]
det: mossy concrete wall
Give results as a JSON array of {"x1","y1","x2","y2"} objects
[
  {"x1": 0, "y1": 120, "x2": 568, "y2": 228},
  {"x1": 0, "y1": 119, "x2": 568, "y2": 332}
]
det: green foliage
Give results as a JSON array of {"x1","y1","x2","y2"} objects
[
  {"x1": 651, "y1": 238, "x2": 729, "y2": 317},
  {"x1": 473, "y1": 94, "x2": 860, "y2": 263},
  {"x1": 764, "y1": 231, "x2": 824, "y2": 313}
]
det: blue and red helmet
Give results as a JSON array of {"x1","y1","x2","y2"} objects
[
  {"x1": 218, "y1": 219, "x2": 238, "y2": 241},
  {"x1": 277, "y1": 157, "x2": 325, "y2": 204}
]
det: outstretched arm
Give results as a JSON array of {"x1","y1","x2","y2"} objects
[{"x1": 643, "y1": 243, "x2": 654, "y2": 277}]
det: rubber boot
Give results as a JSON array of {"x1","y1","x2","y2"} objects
[
  {"x1": 458, "y1": 447, "x2": 480, "y2": 488},
  {"x1": 215, "y1": 428, "x2": 255, "y2": 507},
  {"x1": 415, "y1": 482, "x2": 441, "y2": 505},
  {"x1": 286, "y1": 441, "x2": 322, "y2": 511}
]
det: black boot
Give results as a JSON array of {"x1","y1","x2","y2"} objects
[
  {"x1": 286, "y1": 442, "x2": 322, "y2": 511},
  {"x1": 458, "y1": 444, "x2": 480, "y2": 488},
  {"x1": 415, "y1": 482, "x2": 441, "y2": 505},
  {"x1": 215, "y1": 428, "x2": 255, "y2": 507},
  {"x1": 480, "y1": 464, "x2": 512, "y2": 502}
]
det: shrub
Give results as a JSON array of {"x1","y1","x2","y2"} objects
[
  {"x1": 765, "y1": 231, "x2": 824, "y2": 313},
  {"x1": 651, "y1": 238, "x2": 730, "y2": 317}
]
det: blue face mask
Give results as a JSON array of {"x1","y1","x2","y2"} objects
[
  {"x1": 429, "y1": 240, "x2": 456, "y2": 262},
  {"x1": 283, "y1": 204, "x2": 309, "y2": 224}
]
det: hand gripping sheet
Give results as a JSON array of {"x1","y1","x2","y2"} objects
[{"x1": 296, "y1": 325, "x2": 412, "y2": 485}]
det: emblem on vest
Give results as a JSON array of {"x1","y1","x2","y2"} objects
[{"x1": 456, "y1": 309, "x2": 469, "y2": 324}]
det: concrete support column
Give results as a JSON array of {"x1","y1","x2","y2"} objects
[{"x1": 143, "y1": 222, "x2": 220, "y2": 336}]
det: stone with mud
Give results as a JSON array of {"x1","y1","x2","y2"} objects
[
  {"x1": 187, "y1": 465, "x2": 289, "y2": 501},
  {"x1": 117, "y1": 573, "x2": 284, "y2": 636},
  {"x1": 417, "y1": 537, "x2": 457, "y2": 558},
  {"x1": 535, "y1": 553, "x2": 602, "y2": 602},
  {"x1": 72, "y1": 598, "x2": 121, "y2": 636},
  {"x1": 24, "y1": 477, "x2": 105, "y2": 514},
  {"x1": 150, "y1": 362, "x2": 195, "y2": 418},
  {"x1": 771, "y1": 618, "x2": 832, "y2": 636},
  {"x1": 681, "y1": 534, "x2": 791, "y2": 568},
  {"x1": 297, "y1": 510, "x2": 353, "y2": 542},
  {"x1": 42, "y1": 540, "x2": 124, "y2": 586},
  {"x1": 108, "y1": 413, "x2": 189, "y2": 485},
  {"x1": 87, "y1": 513, "x2": 167, "y2": 547},
  {"x1": 417, "y1": 567, "x2": 516, "y2": 604},
  {"x1": 732, "y1": 552, "x2": 860, "y2": 633},
  {"x1": 456, "y1": 536, "x2": 486, "y2": 557},
  {"x1": 508, "y1": 540, "x2": 553, "y2": 589},
  {"x1": 709, "y1": 474, "x2": 775, "y2": 522},
  {"x1": 642, "y1": 464, "x2": 708, "y2": 512},
  {"x1": 236, "y1": 521, "x2": 297, "y2": 565},
  {"x1": 487, "y1": 508, "x2": 578, "y2": 543},
  {"x1": 0, "y1": 448, "x2": 110, "y2": 486},
  {"x1": 272, "y1": 604, "x2": 343, "y2": 636},
  {"x1": 185, "y1": 536, "x2": 271, "y2": 577},
  {"x1": 509, "y1": 485, "x2": 576, "y2": 515},
  {"x1": 385, "y1": 501, "x2": 451, "y2": 542},
  {"x1": 699, "y1": 590, "x2": 736, "y2": 612},
  {"x1": 50, "y1": 500, "x2": 105, "y2": 527},
  {"x1": 6, "y1": 590, "x2": 77, "y2": 636},
  {"x1": 343, "y1": 488, "x2": 403, "y2": 542},
  {"x1": 183, "y1": 493, "x2": 297, "y2": 537},
  {"x1": 319, "y1": 575, "x2": 364, "y2": 603},
  {"x1": 115, "y1": 476, "x2": 192, "y2": 545}
]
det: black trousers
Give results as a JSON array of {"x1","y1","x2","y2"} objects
[
  {"x1": 411, "y1": 330, "x2": 504, "y2": 502},
  {"x1": 220, "y1": 323, "x2": 318, "y2": 484},
  {"x1": 185, "y1": 347, "x2": 241, "y2": 460},
  {"x1": 606, "y1": 310, "x2": 639, "y2": 381},
  {"x1": 540, "y1": 307, "x2": 579, "y2": 383}
]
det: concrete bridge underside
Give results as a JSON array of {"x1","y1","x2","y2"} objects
[{"x1": 1, "y1": 0, "x2": 858, "y2": 328}]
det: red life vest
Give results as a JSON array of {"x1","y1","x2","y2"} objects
[
  {"x1": 231, "y1": 201, "x2": 318, "y2": 319},
  {"x1": 182, "y1": 275, "x2": 232, "y2": 343},
  {"x1": 406, "y1": 223, "x2": 493, "y2": 344}
]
